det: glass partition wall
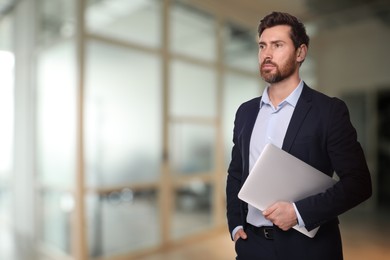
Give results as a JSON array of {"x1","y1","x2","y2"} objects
[
  {"x1": 0, "y1": 14, "x2": 15, "y2": 260},
  {"x1": 35, "y1": 0, "x2": 261, "y2": 259}
]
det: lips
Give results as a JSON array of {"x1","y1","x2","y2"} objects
[
  {"x1": 261, "y1": 64, "x2": 276, "y2": 73},
  {"x1": 262, "y1": 64, "x2": 275, "y2": 69}
]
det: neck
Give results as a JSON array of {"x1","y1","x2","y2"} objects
[{"x1": 268, "y1": 76, "x2": 300, "y2": 107}]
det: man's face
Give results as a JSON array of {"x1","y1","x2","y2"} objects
[{"x1": 258, "y1": 25, "x2": 299, "y2": 84}]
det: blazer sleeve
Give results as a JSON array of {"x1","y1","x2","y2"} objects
[
  {"x1": 226, "y1": 104, "x2": 245, "y2": 235},
  {"x1": 295, "y1": 98, "x2": 372, "y2": 231}
]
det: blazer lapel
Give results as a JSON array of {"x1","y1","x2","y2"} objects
[{"x1": 282, "y1": 84, "x2": 313, "y2": 152}]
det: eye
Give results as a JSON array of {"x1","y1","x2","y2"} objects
[{"x1": 259, "y1": 44, "x2": 265, "y2": 50}]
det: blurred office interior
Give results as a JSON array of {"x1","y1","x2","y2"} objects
[{"x1": 0, "y1": 0, "x2": 390, "y2": 259}]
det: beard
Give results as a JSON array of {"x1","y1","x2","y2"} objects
[{"x1": 260, "y1": 53, "x2": 298, "y2": 84}]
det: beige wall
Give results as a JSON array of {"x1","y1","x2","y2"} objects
[{"x1": 312, "y1": 19, "x2": 390, "y2": 96}]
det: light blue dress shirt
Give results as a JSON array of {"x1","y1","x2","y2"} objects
[{"x1": 232, "y1": 80, "x2": 305, "y2": 239}]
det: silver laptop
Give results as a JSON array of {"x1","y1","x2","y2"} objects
[{"x1": 238, "y1": 143, "x2": 337, "y2": 238}]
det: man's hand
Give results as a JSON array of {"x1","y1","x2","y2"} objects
[
  {"x1": 263, "y1": 201, "x2": 298, "y2": 231},
  {"x1": 234, "y1": 228, "x2": 247, "y2": 242}
]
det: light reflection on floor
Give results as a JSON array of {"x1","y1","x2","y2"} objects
[
  {"x1": 1, "y1": 209, "x2": 389, "y2": 260},
  {"x1": 140, "y1": 209, "x2": 390, "y2": 260}
]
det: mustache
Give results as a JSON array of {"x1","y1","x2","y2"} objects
[{"x1": 261, "y1": 60, "x2": 277, "y2": 67}]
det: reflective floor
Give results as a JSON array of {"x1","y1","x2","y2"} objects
[
  {"x1": 339, "y1": 209, "x2": 390, "y2": 260},
  {"x1": 140, "y1": 209, "x2": 390, "y2": 260},
  {"x1": 1, "y1": 209, "x2": 390, "y2": 260}
]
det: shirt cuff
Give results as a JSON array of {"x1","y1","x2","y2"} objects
[{"x1": 293, "y1": 203, "x2": 305, "y2": 227}]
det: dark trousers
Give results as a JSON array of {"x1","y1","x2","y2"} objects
[
  {"x1": 235, "y1": 227, "x2": 277, "y2": 260},
  {"x1": 235, "y1": 222, "x2": 343, "y2": 260}
]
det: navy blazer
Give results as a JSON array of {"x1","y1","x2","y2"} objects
[{"x1": 226, "y1": 84, "x2": 372, "y2": 259}]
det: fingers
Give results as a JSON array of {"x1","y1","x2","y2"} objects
[
  {"x1": 262, "y1": 203, "x2": 277, "y2": 217},
  {"x1": 262, "y1": 201, "x2": 279, "y2": 219},
  {"x1": 234, "y1": 229, "x2": 247, "y2": 242},
  {"x1": 262, "y1": 201, "x2": 297, "y2": 231}
]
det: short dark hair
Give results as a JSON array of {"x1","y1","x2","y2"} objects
[{"x1": 258, "y1": 11, "x2": 310, "y2": 49}]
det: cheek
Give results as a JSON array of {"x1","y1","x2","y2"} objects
[{"x1": 276, "y1": 53, "x2": 292, "y2": 66}]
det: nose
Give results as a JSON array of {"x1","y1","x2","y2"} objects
[
  {"x1": 259, "y1": 47, "x2": 272, "y2": 63},
  {"x1": 259, "y1": 52, "x2": 272, "y2": 64}
]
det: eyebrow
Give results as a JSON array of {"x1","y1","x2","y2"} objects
[{"x1": 258, "y1": 40, "x2": 286, "y2": 45}]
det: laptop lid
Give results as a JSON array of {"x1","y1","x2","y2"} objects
[{"x1": 238, "y1": 143, "x2": 337, "y2": 238}]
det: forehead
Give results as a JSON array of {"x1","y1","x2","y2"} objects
[{"x1": 259, "y1": 25, "x2": 293, "y2": 43}]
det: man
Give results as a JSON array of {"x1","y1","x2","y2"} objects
[{"x1": 226, "y1": 11, "x2": 372, "y2": 260}]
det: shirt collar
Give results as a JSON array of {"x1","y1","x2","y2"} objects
[{"x1": 260, "y1": 80, "x2": 304, "y2": 109}]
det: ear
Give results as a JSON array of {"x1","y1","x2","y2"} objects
[{"x1": 296, "y1": 44, "x2": 308, "y2": 63}]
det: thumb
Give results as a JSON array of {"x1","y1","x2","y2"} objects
[
  {"x1": 263, "y1": 203, "x2": 277, "y2": 216},
  {"x1": 238, "y1": 229, "x2": 248, "y2": 240}
]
